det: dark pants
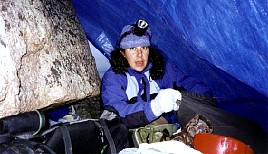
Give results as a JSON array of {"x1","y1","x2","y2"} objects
[{"x1": 176, "y1": 92, "x2": 268, "y2": 153}]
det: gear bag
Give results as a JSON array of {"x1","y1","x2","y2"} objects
[{"x1": 41, "y1": 119, "x2": 117, "y2": 154}]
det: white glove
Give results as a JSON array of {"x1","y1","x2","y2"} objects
[{"x1": 150, "y1": 88, "x2": 182, "y2": 117}]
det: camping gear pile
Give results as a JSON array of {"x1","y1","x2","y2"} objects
[
  {"x1": 0, "y1": 104, "x2": 266, "y2": 153},
  {"x1": 0, "y1": 109, "x2": 117, "y2": 154}
]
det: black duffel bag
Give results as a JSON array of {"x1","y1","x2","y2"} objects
[{"x1": 41, "y1": 118, "x2": 127, "y2": 154}]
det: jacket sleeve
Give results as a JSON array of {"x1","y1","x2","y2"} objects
[
  {"x1": 162, "y1": 63, "x2": 212, "y2": 96},
  {"x1": 101, "y1": 69, "x2": 158, "y2": 128}
]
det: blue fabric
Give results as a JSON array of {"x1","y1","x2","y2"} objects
[
  {"x1": 72, "y1": 0, "x2": 268, "y2": 132},
  {"x1": 47, "y1": 106, "x2": 69, "y2": 121}
]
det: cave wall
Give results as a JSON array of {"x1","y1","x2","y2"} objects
[{"x1": 0, "y1": 0, "x2": 100, "y2": 118}]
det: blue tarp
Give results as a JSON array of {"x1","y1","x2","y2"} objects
[{"x1": 72, "y1": 0, "x2": 268, "y2": 132}]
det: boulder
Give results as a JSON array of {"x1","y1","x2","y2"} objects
[{"x1": 0, "y1": 0, "x2": 100, "y2": 118}]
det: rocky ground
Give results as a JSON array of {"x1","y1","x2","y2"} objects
[{"x1": 72, "y1": 95, "x2": 101, "y2": 119}]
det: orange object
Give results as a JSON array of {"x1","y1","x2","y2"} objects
[{"x1": 193, "y1": 133, "x2": 254, "y2": 154}]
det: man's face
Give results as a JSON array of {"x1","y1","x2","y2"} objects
[{"x1": 122, "y1": 46, "x2": 149, "y2": 72}]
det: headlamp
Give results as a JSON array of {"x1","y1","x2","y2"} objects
[
  {"x1": 133, "y1": 19, "x2": 149, "y2": 36},
  {"x1": 119, "y1": 19, "x2": 150, "y2": 41}
]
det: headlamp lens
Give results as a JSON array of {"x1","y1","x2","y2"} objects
[{"x1": 133, "y1": 19, "x2": 149, "y2": 36}]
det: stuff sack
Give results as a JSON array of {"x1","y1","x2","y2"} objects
[{"x1": 0, "y1": 110, "x2": 45, "y2": 136}]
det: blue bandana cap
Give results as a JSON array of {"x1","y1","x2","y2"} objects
[{"x1": 119, "y1": 25, "x2": 151, "y2": 49}]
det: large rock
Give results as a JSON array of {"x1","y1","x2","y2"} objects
[{"x1": 0, "y1": 0, "x2": 101, "y2": 118}]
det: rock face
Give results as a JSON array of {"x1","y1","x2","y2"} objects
[{"x1": 0, "y1": 0, "x2": 101, "y2": 118}]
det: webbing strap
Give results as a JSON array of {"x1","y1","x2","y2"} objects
[
  {"x1": 60, "y1": 125, "x2": 72, "y2": 154},
  {"x1": 99, "y1": 119, "x2": 116, "y2": 154},
  {"x1": 0, "y1": 134, "x2": 14, "y2": 144}
]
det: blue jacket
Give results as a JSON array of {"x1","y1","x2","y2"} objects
[{"x1": 101, "y1": 62, "x2": 211, "y2": 128}]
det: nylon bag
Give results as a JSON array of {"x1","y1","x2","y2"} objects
[{"x1": 41, "y1": 119, "x2": 117, "y2": 154}]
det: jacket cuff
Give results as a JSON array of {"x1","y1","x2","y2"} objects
[{"x1": 144, "y1": 102, "x2": 158, "y2": 122}]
